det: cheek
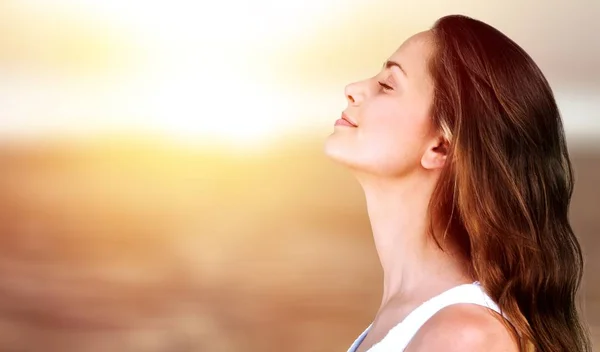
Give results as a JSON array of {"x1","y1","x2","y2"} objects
[
  {"x1": 361, "y1": 101, "x2": 430, "y2": 146},
  {"x1": 355, "y1": 100, "x2": 432, "y2": 174}
]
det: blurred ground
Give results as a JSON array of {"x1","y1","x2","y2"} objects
[{"x1": 0, "y1": 138, "x2": 596, "y2": 351}]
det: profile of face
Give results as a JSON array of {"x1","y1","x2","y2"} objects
[{"x1": 324, "y1": 31, "x2": 447, "y2": 179}]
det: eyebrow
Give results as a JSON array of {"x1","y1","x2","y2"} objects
[{"x1": 383, "y1": 60, "x2": 407, "y2": 77}]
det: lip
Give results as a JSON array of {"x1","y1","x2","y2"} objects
[{"x1": 339, "y1": 113, "x2": 358, "y2": 127}]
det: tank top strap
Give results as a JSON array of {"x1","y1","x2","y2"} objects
[
  {"x1": 367, "y1": 282, "x2": 502, "y2": 351},
  {"x1": 347, "y1": 324, "x2": 372, "y2": 352}
]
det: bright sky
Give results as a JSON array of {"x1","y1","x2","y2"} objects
[
  {"x1": 0, "y1": 0, "x2": 598, "y2": 147},
  {"x1": 1, "y1": 0, "x2": 338, "y2": 146}
]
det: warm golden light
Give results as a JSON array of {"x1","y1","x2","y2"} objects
[
  {"x1": 1, "y1": 0, "x2": 349, "y2": 146},
  {"x1": 0, "y1": 2, "x2": 598, "y2": 351},
  {"x1": 1, "y1": 0, "x2": 598, "y2": 147},
  {"x1": 151, "y1": 74, "x2": 291, "y2": 147}
]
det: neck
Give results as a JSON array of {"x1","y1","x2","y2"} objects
[{"x1": 357, "y1": 172, "x2": 471, "y2": 309}]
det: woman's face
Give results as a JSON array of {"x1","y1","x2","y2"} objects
[{"x1": 324, "y1": 31, "x2": 440, "y2": 178}]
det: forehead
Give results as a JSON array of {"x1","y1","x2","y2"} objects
[{"x1": 387, "y1": 30, "x2": 434, "y2": 82}]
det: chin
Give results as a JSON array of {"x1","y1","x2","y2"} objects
[
  {"x1": 324, "y1": 137, "x2": 415, "y2": 179},
  {"x1": 324, "y1": 133, "x2": 346, "y2": 162},
  {"x1": 323, "y1": 135, "x2": 363, "y2": 171}
]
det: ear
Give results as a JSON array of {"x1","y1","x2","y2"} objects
[{"x1": 421, "y1": 136, "x2": 448, "y2": 170}]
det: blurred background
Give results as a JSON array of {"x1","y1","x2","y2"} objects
[{"x1": 0, "y1": 0, "x2": 598, "y2": 351}]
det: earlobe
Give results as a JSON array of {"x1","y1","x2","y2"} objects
[{"x1": 421, "y1": 139, "x2": 448, "y2": 170}]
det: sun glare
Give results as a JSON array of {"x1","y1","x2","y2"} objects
[
  {"x1": 150, "y1": 73, "x2": 290, "y2": 148},
  {"x1": 23, "y1": 0, "x2": 346, "y2": 147}
]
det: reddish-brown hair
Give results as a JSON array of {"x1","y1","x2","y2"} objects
[{"x1": 427, "y1": 15, "x2": 591, "y2": 351}]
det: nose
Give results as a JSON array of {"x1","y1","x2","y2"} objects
[{"x1": 344, "y1": 81, "x2": 363, "y2": 106}]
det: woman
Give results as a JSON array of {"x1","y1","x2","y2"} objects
[{"x1": 324, "y1": 14, "x2": 591, "y2": 352}]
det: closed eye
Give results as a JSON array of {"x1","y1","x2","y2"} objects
[{"x1": 378, "y1": 81, "x2": 393, "y2": 91}]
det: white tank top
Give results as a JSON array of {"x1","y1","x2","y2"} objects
[{"x1": 347, "y1": 282, "x2": 502, "y2": 352}]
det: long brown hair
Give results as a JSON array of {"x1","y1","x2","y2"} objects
[{"x1": 427, "y1": 15, "x2": 591, "y2": 351}]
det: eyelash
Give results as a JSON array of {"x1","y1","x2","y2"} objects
[{"x1": 378, "y1": 81, "x2": 393, "y2": 91}]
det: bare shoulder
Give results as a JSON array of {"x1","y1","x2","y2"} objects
[{"x1": 404, "y1": 304, "x2": 519, "y2": 352}]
